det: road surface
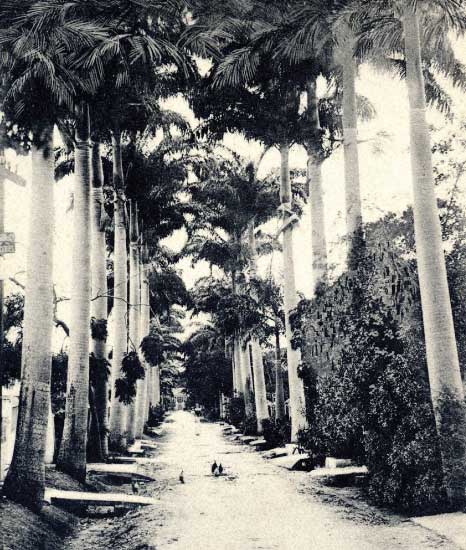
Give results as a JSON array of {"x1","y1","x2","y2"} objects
[{"x1": 69, "y1": 410, "x2": 460, "y2": 550}]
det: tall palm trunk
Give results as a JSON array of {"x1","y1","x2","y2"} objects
[
  {"x1": 108, "y1": 131, "x2": 128, "y2": 452},
  {"x1": 233, "y1": 333, "x2": 255, "y2": 418},
  {"x1": 126, "y1": 202, "x2": 141, "y2": 443},
  {"x1": 230, "y1": 336, "x2": 238, "y2": 395},
  {"x1": 153, "y1": 365, "x2": 161, "y2": 407},
  {"x1": 231, "y1": 271, "x2": 244, "y2": 399},
  {"x1": 239, "y1": 339, "x2": 255, "y2": 418},
  {"x1": 146, "y1": 367, "x2": 153, "y2": 415},
  {"x1": 233, "y1": 349, "x2": 241, "y2": 396},
  {"x1": 57, "y1": 103, "x2": 92, "y2": 481},
  {"x1": 279, "y1": 142, "x2": 307, "y2": 441},
  {"x1": 306, "y1": 78, "x2": 328, "y2": 289},
  {"x1": 90, "y1": 141, "x2": 109, "y2": 457},
  {"x1": 135, "y1": 255, "x2": 146, "y2": 437},
  {"x1": 274, "y1": 319, "x2": 285, "y2": 421},
  {"x1": 233, "y1": 338, "x2": 243, "y2": 397},
  {"x1": 139, "y1": 247, "x2": 151, "y2": 427},
  {"x1": 233, "y1": 338, "x2": 244, "y2": 397},
  {"x1": 402, "y1": 4, "x2": 466, "y2": 506},
  {"x1": 3, "y1": 126, "x2": 55, "y2": 510},
  {"x1": 232, "y1": 267, "x2": 254, "y2": 416},
  {"x1": 339, "y1": 32, "x2": 362, "y2": 248},
  {"x1": 247, "y1": 221, "x2": 269, "y2": 433}
]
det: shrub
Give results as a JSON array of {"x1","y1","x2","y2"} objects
[
  {"x1": 148, "y1": 404, "x2": 165, "y2": 427},
  {"x1": 262, "y1": 418, "x2": 291, "y2": 448},
  {"x1": 227, "y1": 396, "x2": 245, "y2": 427},
  {"x1": 301, "y1": 301, "x2": 466, "y2": 513},
  {"x1": 298, "y1": 270, "x2": 462, "y2": 512},
  {"x1": 363, "y1": 355, "x2": 449, "y2": 514},
  {"x1": 434, "y1": 393, "x2": 466, "y2": 510},
  {"x1": 242, "y1": 413, "x2": 257, "y2": 436}
]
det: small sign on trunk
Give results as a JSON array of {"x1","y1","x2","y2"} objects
[{"x1": 0, "y1": 232, "x2": 15, "y2": 255}]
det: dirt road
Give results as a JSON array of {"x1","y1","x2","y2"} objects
[{"x1": 68, "y1": 410, "x2": 459, "y2": 550}]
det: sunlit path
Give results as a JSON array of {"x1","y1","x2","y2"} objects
[{"x1": 149, "y1": 411, "x2": 458, "y2": 550}]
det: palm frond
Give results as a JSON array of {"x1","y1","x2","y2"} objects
[{"x1": 213, "y1": 46, "x2": 260, "y2": 88}]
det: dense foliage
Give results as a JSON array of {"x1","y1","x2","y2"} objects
[
  {"x1": 182, "y1": 326, "x2": 232, "y2": 417},
  {"x1": 114, "y1": 351, "x2": 145, "y2": 405},
  {"x1": 294, "y1": 206, "x2": 466, "y2": 513}
]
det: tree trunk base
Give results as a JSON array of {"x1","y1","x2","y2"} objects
[
  {"x1": 55, "y1": 460, "x2": 87, "y2": 484},
  {"x1": 2, "y1": 470, "x2": 45, "y2": 512}
]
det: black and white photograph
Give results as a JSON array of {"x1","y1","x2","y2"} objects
[{"x1": 0, "y1": 1, "x2": 466, "y2": 548}]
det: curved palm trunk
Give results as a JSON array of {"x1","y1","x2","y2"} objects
[
  {"x1": 90, "y1": 141, "x2": 109, "y2": 458},
  {"x1": 274, "y1": 319, "x2": 286, "y2": 421},
  {"x1": 57, "y1": 104, "x2": 92, "y2": 481},
  {"x1": 108, "y1": 132, "x2": 128, "y2": 452},
  {"x1": 3, "y1": 127, "x2": 55, "y2": 509},
  {"x1": 340, "y1": 34, "x2": 362, "y2": 251},
  {"x1": 279, "y1": 143, "x2": 307, "y2": 441},
  {"x1": 402, "y1": 4, "x2": 466, "y2": 506},
  {"x1": 126, "y1": 202, "x2": 141, "y2": 443},
  {"x1": 306, "y1": 78, "x2": 328, "y2": 289},
  {"x1": 247, "y1": 221, "x2": 269, "y2": 433}
]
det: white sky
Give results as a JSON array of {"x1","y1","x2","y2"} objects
[{"x1": 1, "y1": 39, "x2": 466, "y2": 345}]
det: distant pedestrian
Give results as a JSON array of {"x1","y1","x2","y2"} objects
[
  {"x1": 218, "y1": 464, "x2": 223, "y2": 475},
  {"x1": 179, "y1": 470, "x2": 185, "y2": 484},
  {"x1": 131, "y1": 480, "x2": 140, "y2": 494},
  {"x1": 211, "y1": 461, "x2": 218, "y2": 475}
]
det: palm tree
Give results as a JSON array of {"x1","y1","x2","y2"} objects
[
  {"x1": 140, "y1": 239, "x2": 151, "y2": 423},
  {"x1": 278, "y1": 142, "x2": 308, "y2": 439},
  {"x1": 306, "y1": 78, "x2": 328, "y2": 289},
  {"x1": 57, "y1": 103, "x2": 92, "y2": 481},
  {"x1": 337, "y1": 23, "x2": 363, "y2": 244},
  {"x1": 2, "y1": 127, "x2": 55, "y2": 507},
  {"x1": 108, "y1": 131, "x2": 129, "y2": 451},
  {"x1": 89, "y1": 141, "x2": 109, "y2": 457},
  {"x1": 274, "y1": 316, "x2": 286, "y2": 421},
  {"x1": 399, "y1": 1, "x2": 466, "y2": 505},
  {"x1": 126, "y1": 201, "x2": 142, "y2": 444},
  {"x1": 247, "y1": 221, "x2": 269, "y2": 431},
  {"x1": 0, "y1": 2, "x2": 105, "y2": 507},
  {"x1": 239, "y1": 337, "x2": 255, "y2": 418}
]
